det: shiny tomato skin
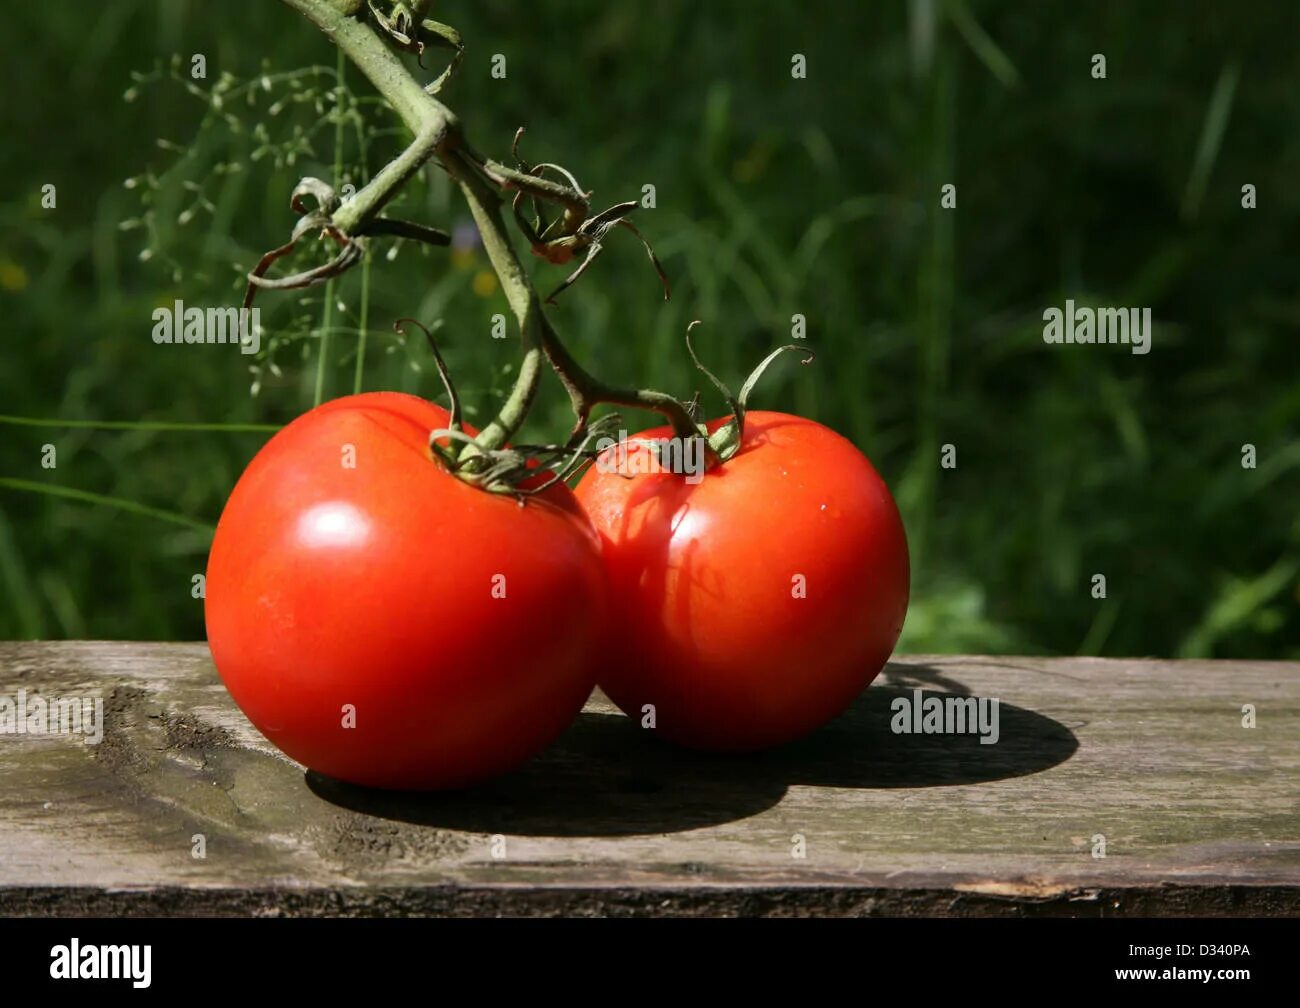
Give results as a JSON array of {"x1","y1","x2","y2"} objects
[
  {"x1": 205, "y1": 391, "x2": 606, "y2": 790},
  {"x1": 576, "y1": 410, "x2": 909, "y2": 752}
]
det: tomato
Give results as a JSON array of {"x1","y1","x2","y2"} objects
[
  {"x1": 576, "y1": 410, "x2": 908, "y2": 751},
  {"x1": 205, "y1": 391, "x2": 606, "y2": 789}
]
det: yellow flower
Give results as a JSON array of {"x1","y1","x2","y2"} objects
[
  {"x1": 472, "y1": 270, "x2": 497, "y2": 298},
  {"x1": 0, "y1": 261, "x2": 28, "y2": 292}
]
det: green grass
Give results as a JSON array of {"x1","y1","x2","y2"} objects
[{"x1": 0, "y1": 0, "x2": 1296, "y2": 657}]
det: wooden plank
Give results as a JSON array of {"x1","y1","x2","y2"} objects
[{"x1": 0, "y1": 642, "x2": 1295, "y2": 916}]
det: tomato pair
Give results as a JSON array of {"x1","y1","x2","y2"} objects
[{"x1": 205, "y1": 395, "x2": 908, "y2": 788}]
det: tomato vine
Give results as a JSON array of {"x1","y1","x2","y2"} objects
[{"x1": 256, "y1": 0, "x2": 809, "y2": 494}]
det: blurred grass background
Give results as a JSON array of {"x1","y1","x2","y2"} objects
[{"x1": 0, "y1": 0, "x2": 1296, "y2": 657}]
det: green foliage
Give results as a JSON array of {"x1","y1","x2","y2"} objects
[{"x1": 0, "y1": 1, "x2": 1296, "y2": 657}]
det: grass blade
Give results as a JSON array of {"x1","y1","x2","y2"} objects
[{"x1": 0, "y1": 478, "x2": 216, "y2": 535}]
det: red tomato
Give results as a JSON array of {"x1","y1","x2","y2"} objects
[
  {"x1": 205, "y1": 391, "x2": 606, "y2": 789},
  {"x1": 576, "y1": 410, "x2": 908, "y2": 751}
]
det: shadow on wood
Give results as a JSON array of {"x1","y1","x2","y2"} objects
[{"x1": 306, "y1": 662, "x2": 1079, "y2": 837}]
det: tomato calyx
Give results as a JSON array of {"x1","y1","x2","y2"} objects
[
  {"x1": 395, "y1": 316, "x2": 623, "y2": 502},
  {"x1": 684, "y1": 320, "x2": 815, "y2": 463},
  {"x1": 429, "y1": 414, "x2": 624, "y2": 502}
]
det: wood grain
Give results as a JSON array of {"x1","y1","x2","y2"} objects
[{"x1": 0, "y1": 642, "x2": 1295, "y2": 916}]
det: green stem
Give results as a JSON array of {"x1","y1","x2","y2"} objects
[
  {"x1": 451, "y1": 158, "x2": 544, "y2": 453},
  {"x1": 354, "y1": 91, "x2": 373, "y2": 396},
  {"x1": 480, "y1": 158, "x2": 588, "y2": 220},
  {"x1": 354, "y1": 251, "x2": 371, "y2": 394},
  {"x1": 332, "y1": 120, "x2": 448, "y2": 234},
  {"x1": 537, "y1": 315, "x2": 701, "y2": 441},
  {"x1": 313, "y1": 45, "x2": 348, "y2": 407}
]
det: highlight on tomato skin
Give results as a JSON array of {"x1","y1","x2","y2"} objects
[
  {"x1": 204, "y1": 391, "x2": 609, "y2": 791},
  {"x1": 576, "y1": 409, "x2": 910, "y2": 752}
]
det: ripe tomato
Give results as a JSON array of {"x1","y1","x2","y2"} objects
[
  {"x1": 205, "y1": 391, "x2": 606, "y2": 789},
  {"x1": 576, "y1": 410, "x2": 908, "y2": 751}
]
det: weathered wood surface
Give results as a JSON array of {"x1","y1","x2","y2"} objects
[{"x1": 0, "y1": 642, "x2": 1295, "y2": 916}]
